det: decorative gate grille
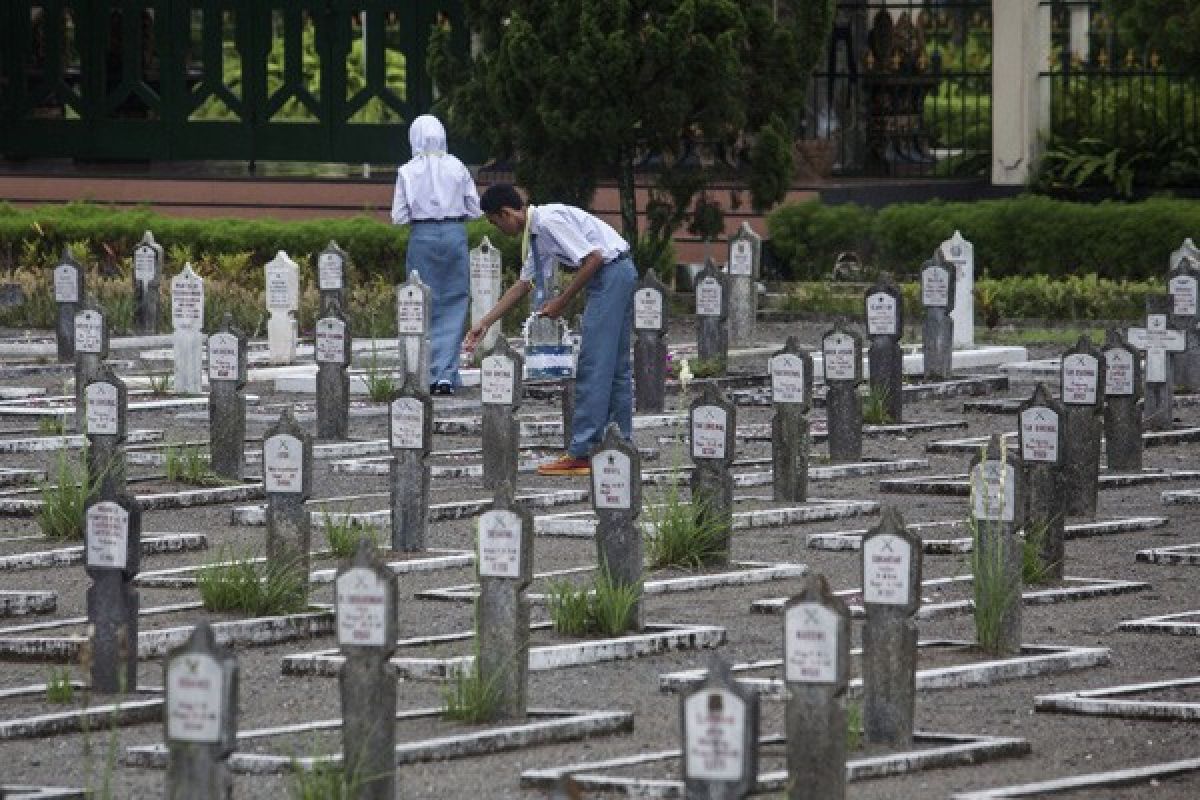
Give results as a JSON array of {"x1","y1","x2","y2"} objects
[{"x1": 0, "y1": 1, "x2": 467, "y2": 163}]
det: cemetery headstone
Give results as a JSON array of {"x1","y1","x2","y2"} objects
[
  {"x1": 861, "y1": 507, "x2": 921, "y2": 748},
  {"x1": 206, "y1": 315, "x2": 248, "y2": 480},
  {"x1": 316, "y1": 240, "x2": 349, "y2": 317},
  {"x1": 336, "y1": 539, "x2": 398, "y2": 800},
  {"x1": 1169, "y1": 237, "x2": 1200, "y2": 271},
  {"x1": 690, "y1": 382, "x2": 737, "y2": 564},
  {"x1": 53, "y1": 246, "x2": 85, "y2": 361},
  {"x1": 263, "y1": 409, "x2": 313, "y2": 604},
  {"x1": 1102, "y1": 329, "x2": 1143, "y2": 471},
  {"x1": 85, "y1": 492, "x2": 141, "y2": 693},
  {"x1": 395, "y1": 270, "x2": 432, "y2": 386},
  {"x1": 389, "y1": 374, "x2": 432, "y2": 552},
  {"x1": 726, "y1": 222, "x2": 761, "y2": 348},
  {"x1": 821, "y1": 321, "x2": 864, "y2": 463},
  {"x1": 476, "y1": 482, "x2": 533, "y2": 720},
  {"x1": 481, "y1": 336, "x2": 524, "y2": 491},
  {"x1": 73, "y1": 302, "x2": 108, "y2": 433},
  {"x1": 920, "y1": 253, "x2": 956, "y2": 381},
  {"x1": 315, "y1": 306, "x2": 352, "y2": 440},
  {"x1": 769, "y1": 336, "x2": 813, "y2": 503},
  {"x1": 171, "y1": 264, "x2": 205, "y2": 394},
  {"x1": 1166, "y1": 259, "x2": 1200, "y2": 391},
  {"x1": 633, "y1": 271, "x2": 669, "y2": 413},
  {"x1": 133, "y1": 230, "x2": 163, "y2": 334},
  {"x1": 85, "y1": 364, "x2": 128, "y2": 499},
  {"x1": 969, "y1": 434, "x2": 1024, "y2": 655},
  {"x1": 939, "y1": 230, "x2": 974, "y2": 348},
  {"x1": 1128, "y1": 295, "x2": 1186, "y2": 431},
  {"x1": 783, "y1": 574, "x2": 851, "y2": 800},
  {"x1": 1059, "y1": 336, "x2": 1104, "y2": 517},
  {"x1": 164, "y1": 622, "x2": 237, "y2": 800},
  {"x1": 470, "y1": 236, "x2": 505, "y2": 354},
  {"x1": 864, "y1": 274, "x2": 904, "y2": 423},
  {"x1": 590, "y1": 423, "x2": 643, "y2": 631},
  {"x1": 680, "y1": 656, "x2": 760, "y2": 800},
  {"x1": 695, "y1": 260, "x2": 729, "y2": 371},
  {"x1": 1017, "y1": 384, "x2": 1067, "y2": 581},
  {"x1": 264, "y1": 251, "x2": 300, "y2": 365}
]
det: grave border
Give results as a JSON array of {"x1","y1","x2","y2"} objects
[{"x1": 1034, "y1": 676, "x2": 1200, "y2": 721}]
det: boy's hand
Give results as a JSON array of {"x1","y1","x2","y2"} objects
[
  {"x1": 464, "y1": 323, "x2": 486, "y2": 354},
  {"x1": 540, "y1": 296, "x2": 567, "y2": 319}
]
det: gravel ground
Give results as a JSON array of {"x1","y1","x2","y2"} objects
[{"x1": 1, "y1": 318, "x2": 1198, "y2": 799}]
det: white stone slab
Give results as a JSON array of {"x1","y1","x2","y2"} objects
[
  {"x1": 1136, "y1": 542, "x2": 1200, "y2": 565},
  {"x1": 1035, "y1": 676, "x2": 1200, "y2": 721},
  {"x1": 1119, "y1": 610, "x2": 1200, "y2": 636},
  {"x1": 951, "y1": 757, "x2": 1200, "y2": 800}
]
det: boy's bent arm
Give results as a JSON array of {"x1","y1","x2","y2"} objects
[{"x1": 465, "y1": 279, "x2": 532, "y2": 351}]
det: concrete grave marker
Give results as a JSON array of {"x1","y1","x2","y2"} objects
[
  {"x1": 769, "y1": 336, "x2": 813, "y2": 503},
  {"x1": 681, "y1": 657, "x2": 759, "y2": 800},
  {"x1": 73, "y1": 302, "x2": 108, "y2": 433},
  {"x1": 865, "y1": 274, "x2": 904, "y2": 423},
  {"x1": 726, "y1": 222, "x2": 761, "y2": 347},
  {"x1": 206, "y1": 315, "x2": 248, "y2": 480},
  {"x1": 939, "y1": 230, "x2": 974, "y2": 348},
  {"x1": 171, "y1": 264, "x2": 205, "y2": 394},
  {"x1": 1059, "y1": 337, "x2": 1104, "y2": 517},
  {"x1": 52, "y1": 246, "x2": 85, "y2": 361},
  {"x1": 783, "y1": 574, "x2": 851, "y2": 800},
  {"x1": 695, "y1": 260, "x2": 729, "y2": 370},
  {"x1": 822, "y1": 321, "x2": 864, "y2": 463},
  {"x1": 335, "y1": 539, "x2": 398, "y2": 799},
  {"x1": 969, "y1": 435, "x2": 1024, "y2": 654},
  {"x1": 480, "y1": 336, "x2": 524, "y2": 490},
  {"x1": 316, "y1": 240, "x2": 348, "y2": 316},
  {"x1": 1169, "y1": 237, "x2": 1200, "y2": 271},
  {"x1": 133, "y1": 231, "x2": 164, "y2": 334},
  {"x1": 470, "y1": 236, "x2": 504, "y2": 353},
  {"x1": 263, "y1": 409, "x2": 313, "y2": 603},
  {"x1": 633, "y1": 271, "x2": 669, "y2": 413},
  {"x1": 1018, "y1": 384, "x2": 1067, "y2": 580},
  {"x1": 164, "y1": 622, "x2": 238, "y2": 800},
  {"x1": 476, "y1": 482, "x2": 533, "y2": 720},
  {"x1": 590, "y1": 424, "x2": 643, "y2": 630},
  {"x1": 315, "y1": 309, "x2": 352, "y2": 440},
  {"x1": 861, "y1": 507, "x2": 921, "y2": 748},
  {"x1": 85, "y1": 492, "x2": 141, "y2": 694},
  {"x1": 921, "y1": 253, "x2": 957, "y2": 381},
  {"x1": 690, "y1": 383, "x2": 736, "y2": 564},
  {"x1": 388, "y1": 375, "x2": 432, "y2": 552},
  {"x1": 85, "y1": 365, "x2": 128, "y2": 499},
  {"x1": 1167, "y1": 259, "x2": 1200, "y2": 391},
  {"x1": 1102, "y1": 330, "x2": 1143, "y2": 471},
  {"x1": 396, "y1": 270, "x2": 432, "y2": 386},
  {"x1": 264, "y1": 251, "x2": 299, "y2": 365},
  {"x1": 1128, "y1": 295, "x2": 1186, "y2": 430}
]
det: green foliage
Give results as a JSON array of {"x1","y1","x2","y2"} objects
[
  {"x1": 145, "y1": 371, "x2": 173, "y2": 397},
  {"x1": 361, "y1": 345, "x2": 397, "y2": 403},
  {"x1": 545, "y1": 579, "x2": 594, "y2": 638},
  {"x1": 441, "y1": 663, "x2": 502, "y2": 723},
  {"x1": 1021, "y1": 520, "x2": 1058, "y2": 586},
  {"x1": 38, "y1": 416, "x2": 66, "y2": 435},
  {"x1": 322, "y1": 513, "x2": 381, "y2": 559},
  {"x1": 766, "y1": 195, "x2": 1200, "y2": 283},
  {"x1": 644, "y1": 483, "x2": 728, "y2": 570},
  {"x1": 545, "y1": 563, "x2": 641, "y2": 637},
  {"x1": 970, "y1": 517, "x2": 1020, "y2": 655},
  {"x1": 288, "y1": 761, "x2": 358, "y2": 800},
  {"x1": 164, "y1": 445, "x2": 225, "y2": 487},
  {"x1": 197, "y1": 550, "x2": 307, "y2": 616},
  {"x1": 846, "y1": 699, "x2": 862, "y2": 751},
  {"x1": 45, "y1": 668, "x2": 75, "y2": 704},
  {"x1": 1105, "y1": 0, "x2": 1200, "y2": 73},
  {"x1": 861, "y1": 385, "x2": 894, "y2": 426},
  {"x1": 39, "y1": 451, "x2": 97, "y2": 540}
]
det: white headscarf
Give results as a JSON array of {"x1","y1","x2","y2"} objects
[{"x1": 400, "y1": 115, "x2": 450, "y2": 212}]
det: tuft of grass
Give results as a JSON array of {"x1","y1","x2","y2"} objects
[
  {"x1": 361, "y1": 328, "x2": 397, "y2": 402},
  {"x1": 323, "y1": 513, "x2": 381, "y2": 558},
  {"x1": 545, "y1": 579, "x2": 592, "y2": 637},
  {"x1": 196, "y1": 549, "x2": 307, "y2": 616},
  {"x1": 288, "y1": 760, "x2": 358, "y2": 800},
  {"x1": 441, "y1": 663, "x2": 502, "y2": 723},
  {"x1": 45, "y1": 667, "x2": 74, "y2": 704},
  {"x1": 644, "y1": 483, "x2": 727, "y2": 570},
  {"x1": 545, "y1": 563, "x2": 641, "y2": 637},
  {"x1": 164, "y1": 445, "x2": 226, "y2": 487},
  {"x1": 38, "y1": 451, "x2": 98, "y2": 540},
  {"x1": 145, "y1": 371, "x2": 173, "y2": 396},
  {"x1": 861, "y1": 384, "x2": 893, "y2": 425},
  {"x1": 1021, "y1": 519, "x2": 1058, "y2": 586},
  {"x1": 846, "y1": 699, "x2": 862, "y2": 751},
  {"x1": 38, "y1": 415, "x2": 66, "y2": 435}
]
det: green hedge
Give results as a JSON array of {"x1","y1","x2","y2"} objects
[{"x1": 767, "y1": 195, "x2": 1200, "y2": 281}]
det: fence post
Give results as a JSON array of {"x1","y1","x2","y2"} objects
[{"x1": 992, "y1": 0, "x2": 1044, "y2": 186}]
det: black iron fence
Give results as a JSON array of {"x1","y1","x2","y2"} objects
[
  {"x1": 805, "y1": 0, "x2": 993, "y2": 179},
  {"x1": 0, "y1": 1, "x2": 467, "y2": 164}
]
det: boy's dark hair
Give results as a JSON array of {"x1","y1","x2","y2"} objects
[{"x1": 480, "y1": 183, "x2": 524, "y2": 215}]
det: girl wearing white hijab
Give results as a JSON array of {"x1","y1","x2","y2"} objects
[{"x1": 391, "y1": 114, "x2": 482, "y2": 394}]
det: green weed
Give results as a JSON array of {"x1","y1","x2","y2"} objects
[
  {"x1": 197, "y1": 549, "x2": 307, "y2": 616},
  {"x1": 1021, "y1": 519, "x2": 1058, "y2": 586},
  {"x1": 322, "y1": 512, "x2": 381, "y2": 559},
  {"x1": 37, "y1": 415, "x2": 66, "y2": 435},
  {"x1": 441, "y1": 663, "x2": 502, "y2": 723},
  {"x1": 45, "y1": 667, "x2": 75, "y2": 704},
  {"x1": 644, "y1": 483, "x2": 727, "y2": 569},
  {"x1": 861, "y1": 384, "x2": 894, "y2": 425},
  {"x1": 545, "y1": 562, "x2": 641, "y2": 637},
  {"x1": 38, "y1": 451, "x2": 99, "y2": 540},
  {"x1": 288, "y1": 760, "x2": 359, "y2": 800},
  {"x1": 164, "y1": 445, "x2": 226, "y2": 487}
]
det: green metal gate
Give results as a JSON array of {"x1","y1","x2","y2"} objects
[{"x1": 0, "y1": 1, "x2": 466, "y2": 163}]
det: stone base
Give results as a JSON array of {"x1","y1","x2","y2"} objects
[
  {"x1": 951, "y1": 757, "x2": 1200, "y2": 800},
  {"x1": 0, "y1": 683, "x2": 162, "y2": 739},
  {"x1": 1136, "y1": 543, "x2": 1200, "y2": 565},
  {"x1": 1035, "y1": 676, "x2": 1200, "y2": 721},
  {"x1": 1119, "y1": 610, "x2": 1200, "y2": 636}
]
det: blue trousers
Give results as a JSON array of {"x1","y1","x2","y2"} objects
[
  {"x1": 407, "y1": 222, "x2": 469, "y2": 386},
  {"x1": 569, "y1": 255, "x2": 637, "y2": 457}
]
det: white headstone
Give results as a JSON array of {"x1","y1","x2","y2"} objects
[
  {"x1": 481, "y1": 355, "x2": 515, "y2": 405},
  {"x1": 166, "y1": 653, "x2": 224, "y2": 743},
  {"x1": 86, "y1": 501, "x2": 129, "y2": 569},
  {"x1": 940, "y1": 231, "x2": 975, "y2": 348},
  {"x1": 477, "y1": 509, "x2": 523, "y2": 578},
  {"x1": 683, "y1": 689, "x2": 747, "y2": 781},
  {"x1": 1169, "y1": 274, "x2": 1198, "y2": 317},
  {"x1": 1019, "y1": 407, "x2": 1060, "y2": 463},
  {"x1": 591, "y1": 450, "x2": 632, "y2": 510},
  {"x1": 264, "y1": 252, "x2": 300, "y2": 312},
  {"x1": 921, "y1": 263, "x2": 951, "y2": 308},
  {"x1": 696, "y1": 277, "x2": 722, "y2": 317},
  {"x1": 85, "y1": 381, "x2": 119, "y2": 435},
  {"x1": 769, "y1": 353, "x2": 806, "y2": 404},
  {"x1": 74, "y1": 309, "x2": 104, "y2": 354},
  {"x1": 728, "y1": 240, "x2": 754, "y2": 277},
  {"x1": 866, "y1": 291, "x2": 899, "y2": 336},
  {"x1": 262, "y1": 434, "x2": 305, "y2": 493},
  {"x1": 389, "y1": 396, "x2": 425, "y2": 449},
  {"x1": 470, "y1": 237, "x2": 504, "y2": 351},
  {"x1": 134, "y1": 245, "x2": 158, "y2": 285},
  {"x1": 1104, "y1": 348, "x2": 1135, "y2": 397},
  {"x1": 54, "y1": 263, "x2": 80, "y2": 304},
  {"x1": 691, "y1": 405, "x2": 728, "y2": 460},
  {"x1": 170, "y1": 265, "x2": 205, "y2": 332},
  {"x1": 318, "y1": 251, "x2": 344, "y2": 291},
  {"x1": 207, "y1": 332, "x2": 240, "y2": 382},
  {"x1": 633, "y1": 287, "x2": 664, "y2": 331},
  {"x1": 335, "y1": 567, "x2": 388, "y2": 647},
  {"x1": 784, "y1": 603, "x2": 839, "y2": 683},
  {"x1": 970, "y1": 460, "x2": 1016, "y2": 522},
  {"x1": 862, "y1": 533, "x2": 913, "y2": 605},
  {"x1": 315, "y1": 317, "x2": 348, "y2": 364},
  {"x1": 1061, "y1": 353, "x2": 1099, "y2": 405},
  {"x1": 396, "y1": 285, "x2": 426, "y2": 335},
  {"x1": 822, "y1": 332, "x2": 857, "y2": 381}
]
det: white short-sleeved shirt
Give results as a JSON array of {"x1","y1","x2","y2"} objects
[{"x1": 518, "y1": 204, "x2": 629, "y2": 283}]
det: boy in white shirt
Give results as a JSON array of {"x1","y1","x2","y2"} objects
[{"x1": 465, "y1": 184, "x2": 636, "y2": 476}]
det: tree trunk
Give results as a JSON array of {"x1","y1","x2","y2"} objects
[{"x1": 616, "y1": 145, "x2": 639, "y2": 246}]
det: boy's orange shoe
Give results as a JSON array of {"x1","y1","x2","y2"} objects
[{"x1": 536, "y1": 455, "x2": 591, "y2": 476}]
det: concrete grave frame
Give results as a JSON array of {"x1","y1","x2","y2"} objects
[
  {"x1": 950, "y1": 757, "x2": 1200, "y2": 800},
  {"x1": 1034, "y1": 676, "x2": 1200, "y2": 721}
]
